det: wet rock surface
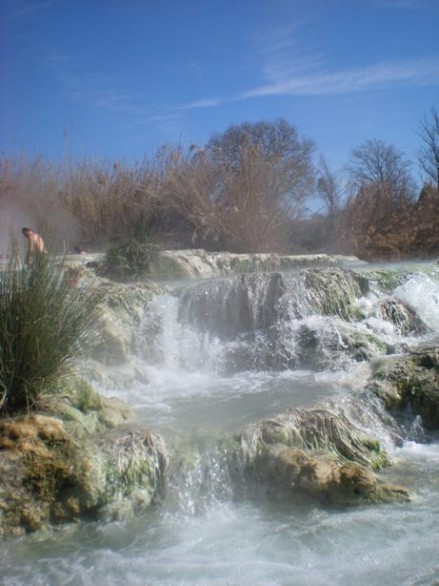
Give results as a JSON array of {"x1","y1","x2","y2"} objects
[
  {"x1": 368, "y1": 346, "x2": 439, "y2": 431},
  {"x1": 148, "y1": 249, "x2": 363, "y2": 280},
  {"x1": 0, "y1": 390, "x2": 167, "y2": 537},
  {"x1": 228, "y1": 405, "x2": 410, "y2": 505}
]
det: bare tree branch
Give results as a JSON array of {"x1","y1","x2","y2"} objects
[
  {"x1": 417, "y1": 107, "x2": 439, "y2": 188},
  {"x1": 347, "y1": 139, "x2": 416, "y2": 203}
]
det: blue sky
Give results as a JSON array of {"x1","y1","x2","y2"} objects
[{"x1": 1, "y1": 0, "x2": 438, "y2": 175}]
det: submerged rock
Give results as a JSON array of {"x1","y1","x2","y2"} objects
[
  {"x1": 229, "y1": 406, "x2": 410, "y2": 505},
  {"x1": 178, "y1": 268, "x2": 391, "y2": 374},
  {"x1": 179, "y1": 268, "x2": 368, "y2": 336},
  {"x1": 178, "y1": 268, "x2": 388, "y2": 374}
]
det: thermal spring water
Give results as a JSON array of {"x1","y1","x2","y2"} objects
[{"x1": 2, "y1": 263, "x2": 439, "y2": 586}]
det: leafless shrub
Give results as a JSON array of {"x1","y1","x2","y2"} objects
[
  {"x1": 2, "y1": 119, "x2": 438, "y2": 260},
  {"x1": 214, "y1": 144, "x2": 294, "y2": 252},
  {"x1": 0, "y1": 157, "x2": 80, "y2": 252},
  {"x1": 60, "y1": 158, "x2": 156, "y2": 245},
  {"x1": 337, "y1": 185, "x2": 413, "y2": 259},
  {"x1": 150, "y1": 145, "x2": 225, "y2": 248}
]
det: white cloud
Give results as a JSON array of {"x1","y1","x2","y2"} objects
[
  {"x1": 47, "y1": 54, "x2": 79, "y2": 63},
  {"x1": 374, "y1": 0, "x2": 431, "y2": 9},
  {"x1": 257, "y1": 20, "x2": 325, "y2": 85},
  {"x1": 240, "y1": 58, "x2": 439, "y2": 99},
  {"x1": 49, "y1": 58, "x2": 152, "y2": 117},
  {"x1": 3, "y1": 0, "x2": 52, "y2": 21},
  {"x1": 178, "y1": 98, "x2": 222, "y2": 110}
]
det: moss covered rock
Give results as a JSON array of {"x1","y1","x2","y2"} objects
[
  {"x1": 59, "y1": 256, "x2": 167, "y2": 366},
  {"x1": 92, "y1": 281, "x2": 167, "y2": 365},
  {"x1": 229, "y1": 406, "x2": 410, "y2": 505},
  {"x1": 148, "y1": 249, "x2": 362, "y2": 281},
  {"x1": 301, "y1": 268, "x2": 369, "y2": 320},
  {"x1": 255, "y1": 444, "x2": 409, "y2": 504},
  {"x1": 368, "y1": 346, "x2": 439, "y2": 430},
  {"x1": 0, "y1": 392, "x2": 167, "y2": 537}
]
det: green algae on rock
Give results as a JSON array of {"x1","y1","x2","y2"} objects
[
  {"x1": 253, "y1": 444, "x2": 409, "y2": 505},
  {"x1": 148, "y1": 249, "x2": 363, "y2": 280},
  {"x1": 0, "y1": 386, "x2": 167, "y2": 537},
  {"x1": 368, "y1": 346, "x2": 439, "y2": 430},
  {"x1": 228, "y1": 406, "x2": 410, "y2": 505}
]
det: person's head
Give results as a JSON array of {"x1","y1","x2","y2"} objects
[{"x1": 22, "y1": 227, "x2": 32, "y2": 238}]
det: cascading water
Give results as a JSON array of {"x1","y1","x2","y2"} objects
[{"x1": 2, "y1": 262, "x2": 439, "y2": 586}]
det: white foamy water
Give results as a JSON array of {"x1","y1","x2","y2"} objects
[
  {"x1": 2, "y1": 488, "x2": 439, "y2": 586},
  {"x1": 394, "y1": 271, "x2": 439, "y2": 332},
  {"x1": 2, "y1": 263, "x2": 439, "y2": 586}
]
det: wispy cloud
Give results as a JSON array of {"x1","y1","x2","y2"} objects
[
  {"x1": 47, "y1": 54, "x2": 154, "y2": 118},
  {"x1": 257, "y1": 21, "x2": 325, "y2": 85},
  {"x1": 241, "y1": 14, "x2": 439, "y2": 101},
  {"x1": 79, "y1": 89, "x2": 144, "y2": 114},
  {"x1": 53, "y1": 54, "x2": 212, "y2": 119},
  {"x1": 47, "y1": 53, "x2": 215, "y2": 122},
  {"x1": 178, "y1": 98, "x2": 222, "y2": 110},
  {"x1": 47, "y1": 54, "x2": 80, "y2": 63},
  {"x1": 240, "y1": 57, "x2": 439, "y2": 99},
  {"x1": 373, "y1": 0, "x2": 432, "y2": 9},
  {"x1": 2, "y1": 0, "x2": 53, "y2": 22}
]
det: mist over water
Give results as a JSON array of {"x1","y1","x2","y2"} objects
[
  {"x1": 0, "y1": 197, "x2": 82, "y2": 259},
  {"x1": 2, "y1": 262, "x2": 439, "y2": 586}
]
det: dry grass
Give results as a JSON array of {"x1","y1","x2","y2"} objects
[{"x1": 1, "y1": 146, "x2": 438, "y2": 259}]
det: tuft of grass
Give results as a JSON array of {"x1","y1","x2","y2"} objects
[
  {"x1": 0, "y1": 251, "x2": 104, "y2": 414},
  {"x1": 105, "y1": 237, "x2": 161, "y2": 278}
]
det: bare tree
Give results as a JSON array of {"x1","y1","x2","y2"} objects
[
  {"x1": 216, "y1": 144, "x2": 295, "y2": 252},
  {"x1": 200, "y1": 119, "x2": 316, "y2": 252},
  {"x1": 347, "y1": 139, "x2": 416, "y2": 203},
  {"x1": 207, "y1": 119, "x2": 315, "y2": 217},
  {"x1": 143, "y1": 123, "x2": 316, "y2": 253},
  {"x1": 417, "y1": 107, "x2": 439, "y2": 189}
]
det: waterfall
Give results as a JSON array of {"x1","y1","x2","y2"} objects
[
  {"x1": 138, "y1": 267, "x2": 437, "y2": 380},
  {"x1": 4, "y1": 262, "x2": 438, "y2": 586},
  {"x1": 127, "y1": 264, "x2": 439, "y2": 513},
  {"x1": 394, "y1": 272, "x2": 439, "y2": 331}
]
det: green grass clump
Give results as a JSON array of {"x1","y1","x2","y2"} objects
[
  {"x1": 105, "y1": 237, "x2": 160, "y2": 277},
  {"x1": 0, "y1": 252, "x2": 103, "y2": 413}
]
